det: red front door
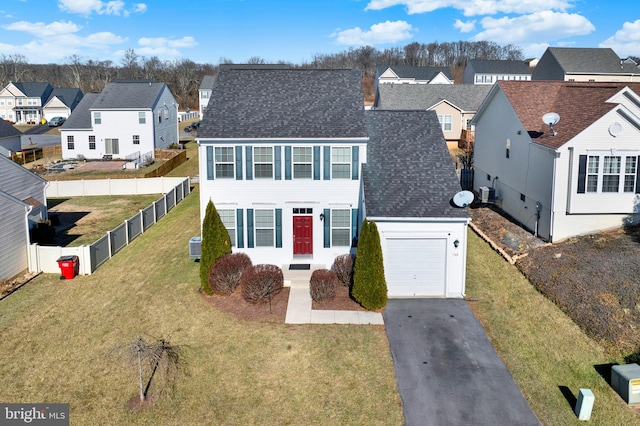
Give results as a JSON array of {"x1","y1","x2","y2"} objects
[{"x1": 293, "y1": 216, "x2": 313, "y2": 255}]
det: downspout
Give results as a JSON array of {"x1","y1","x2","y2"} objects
[
  {"x1": 24, "y1": 204, "x2": 34, "y2": 273},
  {"x1": 549, "y1": 150, "x2": 558, "y2": 242}
]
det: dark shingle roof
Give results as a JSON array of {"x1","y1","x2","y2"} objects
[
  {"x1": 467, "y1": 59, "x2": 530, "y2": 74},
  {"x1": 375, "y1": 84, "x2": 491, "y2": 111},
  {"x1": 46, "y1": 88, "x2": 83, "y2": 108},
  {"x1": 60, "y1": 93, "x2": 99, "y2": 130},
  {"x1": 0, "y1": 118, "x2": 22, "y2": 138},
  {"x1": 363, "y1": 110, "x2": 469, "y2": 219},
  {"x1": 199, "y1": 69, "x2": 367, "y2": 139},
  {"x1": 545, "y1": 47, "x2": 638, "y2": 74},
  {"x1": 90, "y1": 80, "x2": 166, "y2": 110},
  {"x1": 12, "y1": 82, "x2": 52, "y2": 98},
  {"x1": 497, "y1": 81, "x2": 640, "y2": 149},
  {"x1": 376, "y1": 65, "x2": 453, "y2": 81},
  {"x1": 199, "y1": 75, "x2": 216, "y2": 91}
]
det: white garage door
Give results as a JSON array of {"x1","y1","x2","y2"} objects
[{"x1": 385, "y1": 238, "x2": 446, "y2": 297}]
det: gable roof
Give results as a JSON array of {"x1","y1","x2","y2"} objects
[
  {"x1": 90, "y1": 80, "x2": 167, "y2": 110},
  {"x1": 0, "y1": 118, "x2": 22, "y2": 138},
  {"x1": 199, "y1": 75, "x2": 217, "y2": 91},
  {"x1": 376, "y1": 65, "x2": 453, "y2": 81},
  {"x1": 375, "y1": 84, "x2": 491, "y2": 111},
  {"x1": 494, "y1": 80, "x2": 640, "y2": 149},
  {"x1": 542, "y1": 47, "x2": 638, "y2": 74},
  {"x1": 12, "y1": 82, "x2": 53, "y2": 98},
  {"x1": 45, "y1": 88, "x2": 83, "y2": 108},
  {"x1": 363, "y1": 110, "x2": 468, "y2": 219},
  {"x1": 60, "y1": 93, "x2": 99, "y2": 130},
  {"x1": 466, "y1": 59, "x2": 530, "y2": 74},
  {"x1": 199, "y1": 69, "x2": 367, "y2": 139}
]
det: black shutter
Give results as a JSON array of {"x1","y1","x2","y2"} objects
[{"x1": 577, "y1": 155, "x2": 587, "y2": 194}]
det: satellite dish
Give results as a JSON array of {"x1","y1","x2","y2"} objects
[
  {"x1": 452, "y1": 190, "x2": 474, "y2": 208},
  {"x1": 542, "y1": 112, "x2": 560, "y2": 126},
  {"x1": 609, "y1": 122, "x2": 623, "y2": 137}
]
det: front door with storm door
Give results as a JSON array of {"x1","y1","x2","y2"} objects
[{"x1": 293, "y1": 208, "x2": 313, "y2": 255}]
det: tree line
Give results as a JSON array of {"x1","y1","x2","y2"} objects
[{"x1": 0, "y1": 41, "x2": 523, "y2": 110}]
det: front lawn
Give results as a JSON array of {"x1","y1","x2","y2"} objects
[
  {"x1": 0, "y1": 188, "x2": 402, "y2": 425},
  {"x1": 466, "y1": 230, "x2": 639, "y2": 425}
]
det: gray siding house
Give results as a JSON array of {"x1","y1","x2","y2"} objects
[
  {"x1": 0, "y1": 155, "x2": 48, "y2": 279},
  {"x1": 0, "y1": 118, "x2": 22, "y2": 157},
  {"x1": 462, "y1": 59, "x2": 531, "y2": 84}
]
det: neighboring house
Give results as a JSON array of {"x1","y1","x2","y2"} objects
[
  {"x1": 198, "y1": 67, "x2": 469, "y2": 298},
  {"x1": 60, "y1": 80, "x2": 179, "y2": 161},
  {"x1": 0, "y1": 117, "x2": 22, "y2": 157},
  {"x1": 462, "y1": 59, "x2": 531, "y2": 85},
  {"x1": 42, "y1": 88, "x2": 84, "y2": 121},
  {"x1": 373, "y1": 83, "x2": 491, "y2": 150},
  {"x1": 531, "y1": 47, "x2": 640, "y2": 82},
  {"x1": 363, "y1": 110, "x2": 470, "y2": 297},
  {"x1": 0, "y1": 82, "x2": 53, "y2": 123},
  {"x1": 0, "y1": 154, "x2": 48, "y2": 280},
  {"x1": 473, "y1": 80, "x2": 640, "y2": 242},
  {"x1": 199, "y1": 75, "x2": 216, "y2": 119},
  {"x1": 375, "y1": 65, "x2": 454, "y2": 85}
]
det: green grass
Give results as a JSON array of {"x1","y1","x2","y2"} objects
[
  {"x1": 166, "y1": 140, "x2": 199, "y2": 178},
  {"x1": 48, "y1": 195, "x2": 163, "y2": 246},
  {"x1": 0, "y1": 188, "x2": 402, "y2": 425},
  {"x1": 466, "y1": 230, "x2": 639, "y2": 425}
]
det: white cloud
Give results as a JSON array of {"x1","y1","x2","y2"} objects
[
  {"x1": 58, "y1": 0, "x2": 146, "y2": 16},
  {"x1": 472, "y1": 11, "x2": 594, "y2": 44},
  {"x1": 138, "y1": 36, "x2": 197, "y2": 49},
  {"x1": 454, "y1": 19, "x2": 475, "y2": 33},
  {"x1": 4, "y1": 20, "x2": 81, "y2": 36},
  {"x1": 332, "y1": 20, "x2": 415, "y2": 45},
  {"x1": 365, "y1": 0, "x2": 573, "y2": 17},
  {"x1": 600, "y1": 20, "x2": 640, "y2": 58}
]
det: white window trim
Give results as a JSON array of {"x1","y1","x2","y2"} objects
[
  {"x1": 218, "y1": 209, "x2": 236, "y2": 247},
  {"x1": 293, "y1": 146, "x2": 312, "y2": 179},
  {"x1": 214, "y1": 146, "x2": 235, "y2": 179},
  {"x1": 331, "y1": 209, "x2": 351, "y2": 247},
  {"x1": 586, "y1": 152, "x2": 638, "y2": 193},
  {"x1": 331, "y1": 147, "x2": 351, "y2": 179},
  {"x1": 254, "y1": 209, "x2": 275, "y2": 247},
  {"x1": 253, "y1": 146, "x2": 274, "y2": 179}
]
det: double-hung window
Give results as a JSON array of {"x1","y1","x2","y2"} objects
[
  {"x1": 138, "y1": 112, "x2": 146, "y2": 124},
  {"x1": 254, "y1": 210, "x2": 274, "y2": 247},
  {"x1": 89, "y1": 135, "x2": 96, "y2": 150},
  {"x1": 584, "y1": 154, "x2": 637, "y2": 193},
  {"x1": 254, "y1": 147, "x2": 273, "y2": 178},
  {"x1": 133, "y1": 135, "x2": 140, "y2": 145},
  {"x1": 67, "y1": 135, "x2": 74, "y2": 150},
  {"x1": 94, "y1": 112, "x2": 101, "y2": 125},
  {"x1": 293, "y1": 147, "x2": 312, "y2": 179},
  {"x1": 331, "y1": 210, "x2": 351, "y2": 246},
  {"x1": 438, "y1": 115, "x2": 452, "y2": 132},
  {"x1": 218, "y1": 209, "x2": 236, "y2": 246},
  {"x1": 331, "y1": 147, "x2": 351, "y2": 179},
  {"x1": 214, "y1": 147, "x2": 234, "y2": 178}
]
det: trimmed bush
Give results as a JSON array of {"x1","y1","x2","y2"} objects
[
  {"x1": 352, "y1": 219, "x2": 388, "y2": 311},
  {"x1": 332, "y1": 254, "x2": 355, "y2": 287},
  {"x1": 310, "y1": 269, "x2": 338, "y2": 303},
  {"x1": 241, "y1": 264, "x2": 284, "y2": 304},
  {"x1": 208, "y1": 253, "x2": 252, "y2": 295},
  {"x1": 199, "y1": 199, "x2": 232, "y2": 295}
]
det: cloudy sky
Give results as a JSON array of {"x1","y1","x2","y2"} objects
[{"x1": 0, "y1": 0, "x2": 638, "y2": 65}]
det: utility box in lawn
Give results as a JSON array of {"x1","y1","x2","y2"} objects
[
  {"x1": 611, "y1": 363, "x2": 640, "y2": 405},
  {"x1": 57, "y1": 255, "x2": 79, "y2": 280}
]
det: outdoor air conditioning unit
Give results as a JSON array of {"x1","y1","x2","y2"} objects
[
  {"x1": 189, "y1": 236, "x2": 201, "y2": 260},
  {"x1": 611, "y1": 363, "x2": 640, "y2": 405},
  {"x1": 479, "y1": 186, "x2": 495, "y2": 203}
]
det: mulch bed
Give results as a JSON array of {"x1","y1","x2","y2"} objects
[{"x1": 203, "y1": 283, "x2": 367, "y2": 323}]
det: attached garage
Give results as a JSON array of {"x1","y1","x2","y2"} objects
[{"x1": 385, "y1": 238, "x2": 447, "y2": 297}]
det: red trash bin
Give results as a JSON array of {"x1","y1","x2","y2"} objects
[{"x1": 57, "y1": 255, "x2": 79, "y2": 280}]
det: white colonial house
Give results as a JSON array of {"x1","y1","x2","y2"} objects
[
  {"x1": 198, "y1": 67, "x2": 469, "y2": 298},
  {"x1": 473, "y1": 80, "x2": 640, "y2": 242},
  {"x1": 42, "y1": 88, "x2": 83, "y2": 121},
  {"x1": 60, "y1": 80, "x2": 179, "y2": 162},
  {"x1": 199, "y1": 75, "x2": 216, "y2": 119},
  {"x1": 0, "y1": 82, "x2": 53, "y2": 124},
  {"x1": 0, "y1": 154, "x2": 48, "y2": 279}
]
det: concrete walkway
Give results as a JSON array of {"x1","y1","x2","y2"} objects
[{"x1": 283, "y1": 266, "x2": 384, "y2": 325}]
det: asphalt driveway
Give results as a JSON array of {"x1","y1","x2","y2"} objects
[{"x1": 383, "y1": 299, "x2": 540, "y2": 426}]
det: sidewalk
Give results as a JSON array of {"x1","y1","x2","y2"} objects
[{"x1": 283, "y1": 266, "x2": 384, "y2": 325}]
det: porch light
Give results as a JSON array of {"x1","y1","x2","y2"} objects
[
  {"x1": 453, "y1": 239, "x2": 459, "y2": 248},
  {"x1": 319, "y1": 213, "x2": 325, "y2": 221}
]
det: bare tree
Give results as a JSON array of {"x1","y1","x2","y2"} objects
[{"x1": 112, "y1": 337, "x2": 187, "y2": 404}]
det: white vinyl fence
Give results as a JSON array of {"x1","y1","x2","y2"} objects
[{"x1": 30, "y1": 177, "x2": 191, "y2": 276}]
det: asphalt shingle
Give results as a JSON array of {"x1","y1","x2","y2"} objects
[
  {"x1": 363, "y1": 110, "x2": 469, "y2": 219},
  {"x1": 375, "y1": 84, "x2": 491, "y2": 111}
]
